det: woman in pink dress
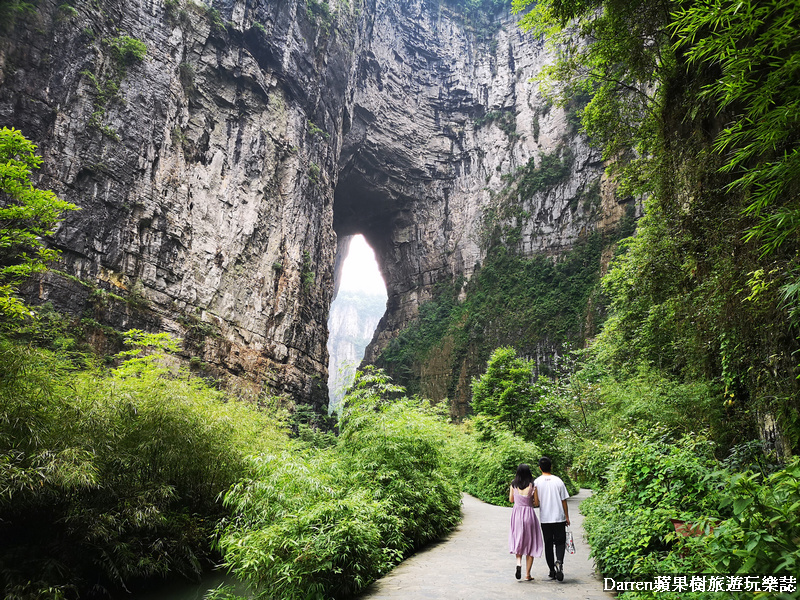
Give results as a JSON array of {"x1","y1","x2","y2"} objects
[{"x1": 508, "y1": 463, "x2": 544, "y2": 580}]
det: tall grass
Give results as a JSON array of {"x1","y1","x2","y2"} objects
[
  {"x1": 0, "y1": 336, "x2": 282, "y2": 598},
  {"x1": 216, "y1": 380, "x2": 462, "y2": 600}
]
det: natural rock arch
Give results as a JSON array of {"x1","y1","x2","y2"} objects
[{"x1": 0, "y1": 0, "x2": 619, "y2": 415}]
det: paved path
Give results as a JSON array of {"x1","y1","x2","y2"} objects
[{"x1": 356, "y1": 489, "x2": 615, "y2": 600}]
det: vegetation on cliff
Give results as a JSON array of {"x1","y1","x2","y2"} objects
[
  {"x1": 376, "y1": 232, "x2": 611, "y2": 401},
  {"x1": 512, "y1": 0, "x2": 800, "y2": 450},
  {"x1": 502, "y1": 0, "x2": 800, "y2": 594},
  {"x1": 0, "y1": 128, "x2": 78, "y2": 320}
]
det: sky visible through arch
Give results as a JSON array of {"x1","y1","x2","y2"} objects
[{"x1": 338, "y1": 234, "x2": 386, "y2": 296}]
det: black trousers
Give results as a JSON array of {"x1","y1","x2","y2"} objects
[{"x1": 540, "y1": 521, "x2": 567, "y2": 570}]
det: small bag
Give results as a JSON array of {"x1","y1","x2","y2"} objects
[{"x1": 565, "y1": 527, "x2": 576, "y2": 554}]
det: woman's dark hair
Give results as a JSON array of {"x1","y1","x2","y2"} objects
[{"x1": 511, "y1": 463, "x2": 534, "y2": 490}]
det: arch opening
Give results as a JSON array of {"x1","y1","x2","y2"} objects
[{"x1": 327, "y1": 234, "x2": 387, "y2": 413}]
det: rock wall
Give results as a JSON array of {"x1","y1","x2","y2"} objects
[
  {"x1": 0, "y1": 0, "x2": 625, "y2": 410},
  {"x1": 1, "y1": 0, "x2": 360, "y2": 410},
  {"x1": 337, "y1": 0, "x2": 612, "y2": 368}
]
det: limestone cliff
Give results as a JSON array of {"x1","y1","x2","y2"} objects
[
  {"x1": 327, "y1": 290, "x2": 386, "y2": 411},
  {"x1": 1, "y1": 0, "x2": 357, "y2": 411},
  {"x1": 0, "y1": 0, "x2": 628, "y2": 411},
  {"x1": 337, "y1": 1, "x2": 618, "y2": 370}
]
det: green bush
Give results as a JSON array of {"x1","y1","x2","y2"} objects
[
  {"x1": 471, "y1": 346, "x2": 572, "y2": 453},
  {"x1": 581, "y1": 434, "x2": 800, "y2": 600},
  {"x1": 580, "y1": 432, "x2": 723, "y2": 579},
  {"x1": 107, "y1": 35, "x2": 148, "y2": 65},
  {"x1": 449, "y1": 416, "x2": 542, "y2": 505},
  {"x1": 339, "y1": 396, "x2": 462, "y2": 548},
  {"x1": 580, "y1": 367, "x2": 727, "y2": 445},
  {"x1": 700, "y1": 459, "x2": 800, "y2": 591},
  {"x1": 0, "y1": 335, "x2": 280, "y2": 598},
  {"x1": 217, "y1": 450, "x2": 396, "y2": 600},
  {"x1": 0, "y1": 0, "x2": 36, "y2": 32},
  {"x1": 216, "y1": 371, "x2": 461, "y2": 600}
]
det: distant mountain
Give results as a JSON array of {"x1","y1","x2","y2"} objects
[{"x1": 327, "y1": 292, "x2": 386, "y2": 412}]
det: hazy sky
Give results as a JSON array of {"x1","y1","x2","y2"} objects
[{"x1": 339, "y1": 234, "x2": 387, "y2": 296}]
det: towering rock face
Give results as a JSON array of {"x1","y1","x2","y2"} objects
[
  {"x1": 336, "y1": 0, "x2": 610, "y2": 367},
  {"x1": 1, "y1": 0, "x2": 356, "y2": 410},
  {"x1": 0, "y1": 0, "x2": 620, "y2": 410}
]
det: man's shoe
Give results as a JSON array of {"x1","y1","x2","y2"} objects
[
  {"x1": 515, "y1": 565, "x2": 521, "y2": 580},
  {"x1": 548, "y1": 570, "x2": 557, "y2": 579},
  {"x1": 554, "y1": 560, "x2": 564, "y2": 581}
]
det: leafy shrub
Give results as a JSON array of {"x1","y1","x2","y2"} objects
[
  {"x1": 107, "y1": 35, "x2": 148, "y2": 65},
  {"x1": 340, "y1": 396, "x2": 461, "y2": 547},
  {"x1": 0, "y1": 0, "x2": 37, "y2": 32},
  {"x1": 471, "y1": 346, "x2": 543, "y2": 435},
  {"x1": 582, "y1": 436, "x2": 800, "y2": 600},
  {"x1": 205, "y1": 6, "x2": 226, "y2": 32},
  {"x1": 700, "y1": 459, "x2": 800, "y2": 586},
  {"x1": 475, "y1": 108, "x2": 518, "y2": 139},
  {"x1": 217, "y1": 371, "x2": 461, "y2": 600},
  {"x1": 217, "y1": 450, "x2": 396, "y2": 600},
  {"x1": 571, "y1": 438, "x2": 615, "y2": 489},
  {"x1": 306, "y1": 0, "x2": 332, "y2": 34},
  {"x1": 580, "y1": 431, "x2": 723, "y2": 579},
  {"x1": 56, "y1": 3, "x2": 78, "y2": 20},
  {"x1": 580, "y1": 367, "x2": 727, "y2": 445},
  {"x1": 178, "y1": 62, "x2": 195, "y2": 90},
  {"x1": 471, "y1": 346, "x2": 570, "y2": 450},
  {"x1": 449, "y1": 416, "x2": 542, "y2": 505},
  {"x1": 0, "y1": 335, "x2": 280, "y2": 598}
]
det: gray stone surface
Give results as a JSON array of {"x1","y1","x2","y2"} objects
[
  {"x1": 0, "y1": 0, "x2": 632, "y2": 408},
  {"x1": 357, "y1": 489, "x2": 615, "y2": 600}
]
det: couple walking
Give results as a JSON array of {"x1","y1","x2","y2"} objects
[{"x1": 508, "y1": 457, "x2": 570, "y2": 582}]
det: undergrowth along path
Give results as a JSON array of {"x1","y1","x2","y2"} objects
[{"x1": 357, "y1": 488, "x2": 614, "y2": 600}]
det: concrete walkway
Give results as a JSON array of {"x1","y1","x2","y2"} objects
[{"x1": 357, "y1": 489, "x2": 615, "y2": 600}]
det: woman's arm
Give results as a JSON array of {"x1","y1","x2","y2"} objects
[
  {"x1": 533, "y1": 487, "x2": 540, "y2": 508},
  {"x1": 509, "y1": 485, "x2": 515, "y2": 503}
]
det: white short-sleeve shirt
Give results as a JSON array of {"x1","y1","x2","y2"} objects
[{"x1": 534, "y1": 474, "x2": 569, "y2": 523}]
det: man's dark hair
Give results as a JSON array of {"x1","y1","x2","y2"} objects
[{"x1": 538, "y1": 456, "x2": 552, "y2": 472}]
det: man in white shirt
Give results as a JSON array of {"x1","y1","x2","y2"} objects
[{"x1": 534, "y1": 456, "x2": 570, "y2": 581}]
